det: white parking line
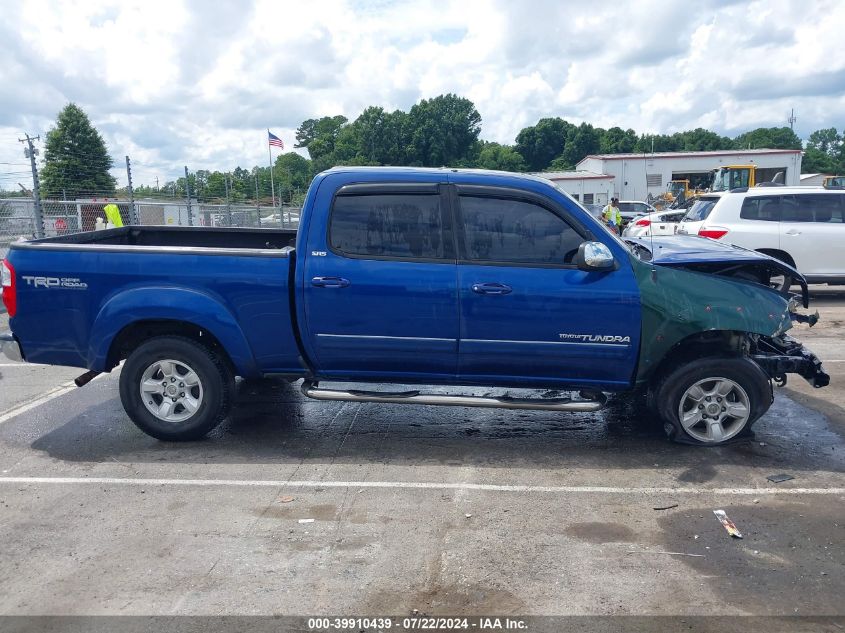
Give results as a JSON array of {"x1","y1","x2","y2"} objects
[
  {"x1": 0, "y1": 381, "x2": 79, "y2": 425},
  {"x1": 0, "y1": 363, "x2": 50, "y2": 367},
  {"x1": 0, "y1": 476, "x2": 842, "y2": 496}
]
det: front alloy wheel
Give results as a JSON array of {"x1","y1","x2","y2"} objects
[
  {"x1": 677, "y1": 377, "x2": 750, "y2": 443},
  {"x1": 653, "y1": 356, "x2": 772, "y2": 445}
]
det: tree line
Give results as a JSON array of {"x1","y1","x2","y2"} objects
[{"x1": 23, "y1": 98, "x2": 845, "y2": 203}]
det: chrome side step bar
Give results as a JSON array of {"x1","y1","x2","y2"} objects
[{"x1": 300, "y1": 380, "x2": 606, "y2": 412}]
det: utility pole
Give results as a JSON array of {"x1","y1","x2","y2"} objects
[
  {"x1": 125, "y1": 156, "x2": 139, "y2": 224},
  {"x1": 224, "y1": 173, "x2": 232, "y2": 226},
  {"x1": 788, "y1": 108, "x2": 797, "y2": 130},
  {"x1": 155, "y1": 176, "x2": 159, "y2": 192},
  {"x1": 184, "y1": 166, "x2": 193, "y2": 226},
  {"x1": 18, "y1": 133, "x2": 45, "y2": 238},
  {"x1": 254, "y1": 171, "x2": 261, "y2": 227}
]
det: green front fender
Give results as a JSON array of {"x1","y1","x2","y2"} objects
[{"x1": 631, "y1": 257, "x2": 792, "y2": 383}]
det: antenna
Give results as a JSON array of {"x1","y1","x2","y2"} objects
[{"x1": 788, "y1": 108, "x2": 797, "y2": 130}]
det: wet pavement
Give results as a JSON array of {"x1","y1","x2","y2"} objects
[
  {"x1": 0, "y1": 370, "x2": 843, "y2": 621},
  {"x1": 0, "y1": 290, "x2": 843, "y2": 623}
]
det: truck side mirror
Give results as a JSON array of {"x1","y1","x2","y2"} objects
[{"x1": 575, "y1": 241, "x2": 616, "y2": 272}]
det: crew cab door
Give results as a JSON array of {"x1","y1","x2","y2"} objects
[
  {"x1": 302, "y1": 181, "x2": 458, "y2": 380},
  {"x1": 778, "y1": 192, "x2": 845, "y2": 277},
  {"x1": 455, "y1": 186, "x2": 641, "y2": 389}
]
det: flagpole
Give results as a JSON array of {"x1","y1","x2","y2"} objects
[{"x1": 267, "y1": 130, "x2": 277, "y2": 209}]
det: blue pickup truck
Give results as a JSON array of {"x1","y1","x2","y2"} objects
[{"x1": 0, "y1": 167, "x2": 829, "y2": 445}]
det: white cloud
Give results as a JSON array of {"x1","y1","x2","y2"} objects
[{"x1": 0, "y1": 0, "x2": 843, "y2": 188}]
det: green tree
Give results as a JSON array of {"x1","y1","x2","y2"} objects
[
  {"x1": 40, "y1": 103, "x2": 116, "y2": 198},
  {"x1": 346, "y1": 107, "x2": 408, "y2": 165},
  {"x1": 475, "y1": 142, "x2": 527, "y2": 171},
  {"x1": 274, "y1": 152, "x2": 314, "y2": 202},
  {"x1": 733, "y1": 127, "x2": 802, "y2": 150},
  {"x1": 599, "y1": 127, "x2": 637, "y2": 154},
  {"x1": 802, "y1": 148, "x2": 838, "y2": 174},
  {"x1": 405, "y1": 94, "x2": 481, "y2": 166},
  {"x1": 561, "y1": 122, "x2": 601, "y2": 166},
  {"x1": 677, "y1": 128, "x2": 735, "y2": 151},
  {"x1": 806, "y1": 127, "x2": 842, "y2": 155},
  {"x1": 804, "y1": 127, "x2": 843, "y2": 174},
  {"x1": 515, "y1": 117, "x2": 575, "y2": 171},
  {"x1": 634, "y1": 133, "x2": 682, "y2": 153},
  {"x1": 295, "y1": 115, "x2": 349, "y2": 162}
]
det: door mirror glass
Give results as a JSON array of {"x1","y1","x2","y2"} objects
[{"x1": 576, "y1": 241, "x2": 615, "y2": 271}]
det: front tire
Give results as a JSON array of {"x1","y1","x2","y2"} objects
[
  {"x1": 119, "y1": 336, "x2": 233, "y2": 441},
  {"x1": 653, "y1": 357, "x2": 771, "y2": 445}
]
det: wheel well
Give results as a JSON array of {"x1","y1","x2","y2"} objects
[
  {"x1": 107, "y1": 320, "x2": 233, "y2": 372},
  {"x1": 649, "y1": 330, "x2": 749, "y2": 386},
  {"x1": 755, "y1": 248, "x2": 795, "y2": 268}
]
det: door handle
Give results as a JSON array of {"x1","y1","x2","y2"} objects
[
  {"x1": 311, "y1": 276, "x2": 350, "y2": 288},
  {"x1": 784, "y1": 230, "x2": 801, "y2": 236},
  {"x1": 472, "y1": 282, "x2": 512, "y2": 295}
]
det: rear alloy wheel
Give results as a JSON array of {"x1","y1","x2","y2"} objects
[
  {"x1": 139, "y1": 359, "x2": 204, "y2": 424},
  {"x1": 654, "y1": 356, "x2": 771, "y2": 445},
  {"x1": 119, "y1": 336, "x2": 233, "y2": 441}
]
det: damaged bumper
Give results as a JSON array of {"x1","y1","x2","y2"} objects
[{"x1": 751, "y1": 335, "x2": 830, "y2": 388}]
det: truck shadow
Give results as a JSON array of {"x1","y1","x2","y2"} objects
[{"x1": 27, "y1": 379, "x2": 845, "y2": 476}]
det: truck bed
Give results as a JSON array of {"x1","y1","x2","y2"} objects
[
  {"x1": 14, "y1": 225, "x2": 297, "y2": 253},
  {"x1": 6, "y1": 225, "x2": 303, "y2": 377}
]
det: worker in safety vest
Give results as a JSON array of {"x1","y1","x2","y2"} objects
[
  {"x1": 601, "y1": 197, "x2": 622, "y2": 234},
  {"x1": 103, "y1": 203, "x2": 124, "y2": 228}
]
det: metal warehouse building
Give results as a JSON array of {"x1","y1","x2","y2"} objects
[
  {"x1": 530, "y1": 171, "x2": 615, "y2": 206},
  {"x1": 575, "y1": 148, "x2": 803, "y2": 202}
]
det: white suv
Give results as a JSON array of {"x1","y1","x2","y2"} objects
[{"x1": 677, "y1": 187, "x2": 845, "y2": 284}]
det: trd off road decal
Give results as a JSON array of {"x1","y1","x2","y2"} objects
[{"x1": 22, "y1": 276, "x2": 88, "y2": 290}]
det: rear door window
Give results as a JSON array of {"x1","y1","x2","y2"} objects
[
  {"x1": 459, "y1": 196, "x2": 584, "y2": 265},
  {"x1": 793, "y1": 193, "x2": 845, "y2": 223},
  {"x1": 329, "y1": 193, "x2": 449, "y2": 260},
  {"x1": 739, "y1": 196, "x2": 784, "y2": 221}
]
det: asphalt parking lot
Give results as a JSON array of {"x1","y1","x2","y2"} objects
[{"x1": 0, "y1": 291, "x2": 843, "y2": 628}]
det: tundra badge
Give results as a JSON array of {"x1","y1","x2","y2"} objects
[{"x1": 559, "y1": 333, "x2": 631, "y2": 344}]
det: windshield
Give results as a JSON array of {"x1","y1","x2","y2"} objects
[
  {"x1": 712, "y1": 168, "x2": 749, "y2": 192},
  {"x1": 684, "y1": 197, "x2": 719, "y2": 221},
  {"x1": 668, "y1": 182, "x2": 685, "y2": 196},
  {"x1": 711, "y1": 170, "x2": 729, "y2": 192}
]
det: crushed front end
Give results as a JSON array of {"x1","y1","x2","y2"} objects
[
  {"x1": 628, "y1": 236, "x2": 830, "y2": 391},
  {"x1": 749, "y1": 333, "x2": 830, "y2": 389}
]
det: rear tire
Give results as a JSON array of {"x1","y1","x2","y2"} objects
[
  {"x1": 653, "y1": 357, "x2": 771, "y2": 445},
  {"x1": 119, "y1": 336, "x2": 233, "y2": 441}
]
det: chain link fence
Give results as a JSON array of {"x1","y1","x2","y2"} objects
[{"x1": 1, "y1": 197, "x2": 301, "y2": 258}]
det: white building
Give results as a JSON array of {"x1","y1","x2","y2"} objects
[
  {"x1": 799, "y1": 173, "x2": 830, "y2": 187},
  {"x1": 576, "y1": 149, "x2": 803, "y2": 202},
  {"x1": 532, "y1": 171, "x2": 615, "y2": 206}
]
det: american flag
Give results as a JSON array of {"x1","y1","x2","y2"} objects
[{"x1": 268, "y1": 131, "x2": 284, "y2": 148}]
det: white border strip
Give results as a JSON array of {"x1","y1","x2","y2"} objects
[{"x1": 0, "y1": 476, "x2": 842, "y2": 495}]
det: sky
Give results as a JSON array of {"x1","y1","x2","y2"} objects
[{"x1": 1, "y1": 0, "x2": 844, "y2": 189}]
